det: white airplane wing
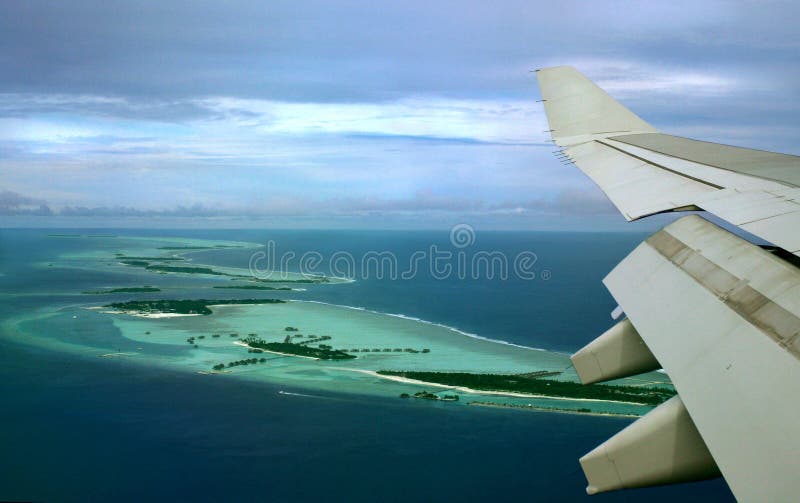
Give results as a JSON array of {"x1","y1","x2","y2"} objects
[{"x1": 535, "y1": 66, "x2": 800, "y2": 501}]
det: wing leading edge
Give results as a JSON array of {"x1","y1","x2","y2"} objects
[
  {"x1": 537, "y1": 66, "x2": 800, "y2": 255},
  {"x1": 535, "y1": 67, "x2": 800, "y2": 500}
]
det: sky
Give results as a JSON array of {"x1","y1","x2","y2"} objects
[{"x1": 1, "y1": 0, "x2": 799, "y2": 230}]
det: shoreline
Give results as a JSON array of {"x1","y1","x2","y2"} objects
[
  {"x1": 88, "y1": 301, "x2": 287, "y2": 319},
  {"x1": 84, "y1": 306, "x2": 203, "y2": 319},
  {"x1": 467, "y1": 401, "x2": 639, "y2": 418},
  {"x1": 328, "y1": 367, "x2": 646, "y2": 406}
]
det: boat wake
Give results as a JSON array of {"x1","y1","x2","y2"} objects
[{"x1": 278, "y1": 390, "x2": 327, "y2": 399}]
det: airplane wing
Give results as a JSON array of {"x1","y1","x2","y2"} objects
[{"x1": 535, "y1": 66, "x2": 800, "y2": 501}]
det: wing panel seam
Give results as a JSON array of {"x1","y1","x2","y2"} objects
[
  {"x1": 595, "y1": 139, "x2": 723, "y2": 190},
  {"x1": 645, "y1": 230, "x2": 800, "y2": 360}
]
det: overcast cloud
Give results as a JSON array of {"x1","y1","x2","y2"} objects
[{"x1": 1, "y1": 0, "x2": 799, "y2": 229}]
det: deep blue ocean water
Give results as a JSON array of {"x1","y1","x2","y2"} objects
[{"x1": 0, "y1": 229, "x2": 734, "y2": 502}]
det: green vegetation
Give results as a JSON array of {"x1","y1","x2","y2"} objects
[
  {"x1": 157, "y1": 246, "x2": 212, "y2": 250},
  {"x1": 145, "y1": 264, "x2": 223, "y2": 275},
  {"x1": 344, "y1": 347, "x2": 428, "y2": 354},
  {"x1": 116, "y1": 255, "x2": 332, "y2": 284},
  {"x1": 241, "y1": 335, "x2": 355, "y2": 360},
  {"x1": 251, "y1": 277, "x2": 329, "y2": 284},
  {"x1": 117, "y1": 258, "x2": 223, "y2": 275},
  {"x1": 119, "y1": 260, "x2": 150, "y2": 267},
  {"x1": 468, "y1": 401, "x2": 634, "y2": 416},
  {"x1": 103, "y1": 298, "x2": 285, "y2": 315},
  {"x1": 413, "y1": 391, "x2": 440, "y2": 400},
  {"x1": 377, "y1": 371, "x2": 675, "y2": 406},
  {"x1": 515, "y1": 370, "x2": 563, "y2": 379},
  {"x1": 213, "y1": 285, "x2": 292, "y2": 291},
  {"x1": 410, "y1": 391, "x2": 459, "y2": 401},
  {"x1": 157, "y1": 245, "x2": 242, "y2": 250},
  {"x1": 117, "y1": 256, "x2": 185, "y2": 261},
  {"x1": 83, "y1": 286, "x2": 161, "y2": 294}
]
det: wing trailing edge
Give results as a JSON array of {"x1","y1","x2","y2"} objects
[{"x1": 536, "y1": 66, "x2": 800, "y2": 256}]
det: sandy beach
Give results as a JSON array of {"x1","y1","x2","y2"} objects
[
  {"x1": 329, "y1": 367, "x2": 646, "y2": 405},
  {"x1": 84, "y1": 306, "x2": 203, "y2": 318}
]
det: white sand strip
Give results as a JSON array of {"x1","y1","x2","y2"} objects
[{"x1": 326, "y1": 367, "x2": 645, "y2": 405}]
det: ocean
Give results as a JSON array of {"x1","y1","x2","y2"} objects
[{"x1": 0, "y1": 229, "x2": 734, "y2": 501}]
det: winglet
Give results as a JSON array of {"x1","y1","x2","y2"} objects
[{"x1": 536, "y1": 66, "x2": 657, "y2": 145}]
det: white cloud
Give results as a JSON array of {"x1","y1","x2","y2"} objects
[
  {"x1": 195, "y1": 96, "x2": 548, "y2": 144},
  {"x1": 550, "y1": 59, "x2": 738, "y2": 98}
]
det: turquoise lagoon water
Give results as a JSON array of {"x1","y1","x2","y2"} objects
[{"x1": 0, "y1": 229, "x2": 733, "y2": 502}]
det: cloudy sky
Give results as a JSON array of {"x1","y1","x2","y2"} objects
[{"x1": 1, "y1": 0, "x2": 799, "y2": 229}]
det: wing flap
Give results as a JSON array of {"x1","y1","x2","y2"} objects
[
  {"x1": 566, "y1": 141, "x2": 714, "y2": 220},
  {"x1": 602, "y1": 215, "x2": 800, "y2": 501},
  {"x1": 611, "y1": 132, "x2": 800, "y2": 187},
  {"x1": 739, "y1": 211, "x2": 800, "y2": 253}
]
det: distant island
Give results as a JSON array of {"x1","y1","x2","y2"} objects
[
  {"x1": 103, "y1": 298, "x2": 285, "y2": 316},
  {"x1": 118, "y1": 258, "x2": 225, "y2": 275},
  {"x1": 213, "y1": 285, "x2": 292, "y2": 291},
  {"x1": 378, "y1": 370, "x2": 675, "y2": 406},
  {"x1": 116, "y1": 256, "x2": 331, "y2": 283},
  {"x1": 115, "y1": 254, "x2": 185, "y2": 261},
  {"x1": 157, "y1": 245, "x2": 242, "y2": 250},
  {"x1": 467, "y1": 401, "x2": 638, "y2": 417},
  {"x1": 250, "y1": 277, "x2": 329, "y2": 284},
  {"x1": 145, "y1": 264, "x2": 224, "y2": 275},
  {"x1": 84, "y1": 286, "x2": 161, "y2": 294}
]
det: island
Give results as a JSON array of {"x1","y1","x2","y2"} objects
[
  {"x1": 156, "y1": 246, "x2": 215, "y2": 250},
  {"x1": 116, "y1": 257, "x2": 331, "y2": 283},
  {"x1": 250, "y1": 277, "x2": 329, "y2": 284},
  {"x1": 103, "y1": 298, "x2": 285, "y2": 316},
  {"x1": 213, "y1": 285, "x2": 292, "y2": 291},
  {"x1": 115, "y1": 255, "x2": 186, "y2": 261},
  {"x1": 83, "y1": 286, "x2": 161, "y2": 294},
  {"x1": 409, "y1": 391, "x2": 460, "y2": 401},
  {"x1": 240, "y1": 335, "x2": 356, "y2": 360},
  {"x1": 144, "y1": 264, "x2": 224, "y2": 275},
  {"x1": 466, "y1": 401, "x2": 637, "y2": 417},
  {"x1": 378, "y1": 370, "x2": 675, "y2": 406}
]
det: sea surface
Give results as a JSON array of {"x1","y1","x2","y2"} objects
[{"x1": 0, "y1": 228, "x2": 734, "y2": 502}]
